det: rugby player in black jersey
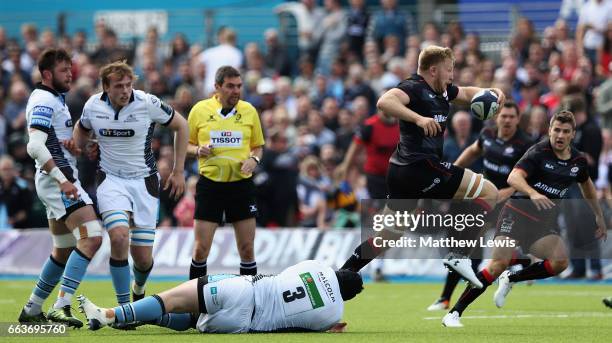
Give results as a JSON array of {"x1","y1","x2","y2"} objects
[
  {"x1": 442, "y1": 110, "x2": 608, "y2": 327},
  {"x1": 341, "y1": 45, "x2": 506, "y2": 288},
  {"x1": 428, "y1": 101, "x2": 535, "y2": 311}
]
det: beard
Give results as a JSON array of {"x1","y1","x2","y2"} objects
[{"x1": 51, "y1": 76, "x2": 70, "y2": 93}]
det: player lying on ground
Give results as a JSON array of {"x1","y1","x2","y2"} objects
[
  {"x1": 78, "y1": 260, "x2": 362, "y2": 333},
  {"x1": 442, "y1": 110, "x2": 608, "y2": 327}
]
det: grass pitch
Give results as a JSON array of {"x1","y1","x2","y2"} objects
[{"x1": 1, "y1": 279, "x2": 611, "y2": 342}]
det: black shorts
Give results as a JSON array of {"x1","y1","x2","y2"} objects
[
  {"x1": 494, "y1": 198, "x2": 560, "y2": 250},
  {"x1": 386, "y1": 158, "x2": 464, "y2": 211},
  {"x1": 195, "y1": 176, "x2": 258, "y2": 224},
  {"x1": 365, "y1": 173, "x2": 387, "y2": 199}
]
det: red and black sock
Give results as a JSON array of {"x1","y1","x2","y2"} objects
[
  {"x1": 509, "y1": 249, "x2": 531, "y2": 268},
  {"x1": 340, "y1": 237, "x2": 381, "y2": 272},
  {"x1": 450, "y1": 269, "x2": 495, "y2": 315},
  {"x1": 508, "y1": 260, "x2": 556, "y2": 282}
]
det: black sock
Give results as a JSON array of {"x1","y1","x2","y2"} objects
[
  {"x1": 508, "y1": 260, "x2": 555, "y2": 282},
  {"x1": 509, "y1": 250, "x2": 531, "y2": 268},
  {"x1": 240, "y1": 261, "x2": 257, "y2": 275},
  {"x1": 440, "y1": 271, "x2": 462, "y2": 301},
  {"x1": 450, "y1": 269, "x2": 494, "y2": 315},
  {"x1": 340, "y1": 238, "x2": 381, "y2": 272},
  {"x1": 189, "y1": 259, "x2": 207, "y2": 280}
]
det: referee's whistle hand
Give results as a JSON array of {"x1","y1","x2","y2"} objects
[
  {"x1": 164, "y1": 171, "x2": 186, "y2": 200},
  {"x1": 240, "y1": 158, "x2": 257, "y2": 174},
  {"x1": 416, "y1": 117, "x2": 441, "y2": 137}
]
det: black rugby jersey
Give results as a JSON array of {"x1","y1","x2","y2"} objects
[
  {"x1": 513, "y1": 139, "x2": 589, "y2": 199},
  {"x1": 389, "y1": 74, "x2": 459, "y2": 165},
  {"x1": 478, "y1": 127, "x2": 533, "y2": 188}
]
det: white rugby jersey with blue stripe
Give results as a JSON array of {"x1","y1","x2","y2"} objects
[
  {"x1": 79, "y1": 90, "x2": 174, "y2": 179},
  {"x1": 26, "y1": 83, "x2": 77, "y2": 179}
]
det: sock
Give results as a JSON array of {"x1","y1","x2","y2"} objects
[
  {"x1": 450, "y1": 269, "x2": 495, "y2": 315},
  {"x1": 109, "y1": 258, "x2": 131, "y2": 305},
  {"x1": 240, "y1": 261, "x2": 257, "y2": 275},
  {"x1": 114, "y1": 294, "x2": 165, "y2": 324},
  {"x1": 440, "y1": 271, "x2": 461, "y2": 302},
  {"x1": 25, "y1": 255, "x2": 66, "y2": 315},
  {"x1": 56, "y1": 249, "x2": 91, "y2": 309},
  {"x1": 132, "y1": 262, "x2": 154, "y2": 295},
  {"x1": 189, "y1": 259, "x2": 207, "y2": 280},
  {"x1": 508, "y1": 260, "x2": 556, "y2": 282},
  {"x1": 340, "y1": 237, "x2": 381, "y2": 272},
  {"x1": 153, "y1": 313, "x2": 195, "y2": 331},
  {"x1": 509, "y1": 249, "x2": 531, "y2": 268}
]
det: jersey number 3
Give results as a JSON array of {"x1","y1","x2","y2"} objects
[{"x1": 283, "y1": 286, "x2": 306, "y2": 303}]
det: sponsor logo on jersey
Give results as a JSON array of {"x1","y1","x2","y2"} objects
[
  {"x1": 210, "y1": 131, "x2": 243, "y2": 147},
  {"x1": 571, "y1": 166, "x2": 579, "y2": 173},
  {"x1": 483, "y1": 159, "x2": 511, "y2": 175},
  {"x1": 65, "y1": 119, "x2": 73, "y2": 127},
  {"x1": 124, "y1": 114, "x2": 138, "y2": 122},
  {"x1": 503, "y1": 146, "x2": 514, "y2": 156},
  {"x1": 98, "y1": 128, "x2": 135, "y2": 137},
  {"x1": 31, "y1": 118, "x2": 51, "y2": 128},
  {"x1": 210, "y1": 286, "x2": 219, "y2": 305},
  {"x1": 234, "y1": 113, "x2": 242, "y2": 123},
  {"x1": 207, "y1": 114, "x2": 216, "y2": 122},
  {"x1": 483, "y1": 139, "x2": 492, "y2": 147},
  {"x1": 299, "y1": 272, "x2": 324, "y2": 309},
  {"x1": 317, "y1": 271, "x2": 336, "y2": 302},
  {"x1": 422, "y1": 178, "x2": 440, "y2": 193},
  {"x1": 544, "y1": 163, "x2": 555, "y2": 170},
  {"x1": 96, "y1": 115, "x2": 110, "y2": 119},
  {"x1": 533, "y1": 182, "x2": 565, "y2": 196},
  {"x1": 32, "y1": 105, "x2": 53, "y2": 118},
  {"x1": 433, "y1": 114, "x2": 446, "y2": 123}
]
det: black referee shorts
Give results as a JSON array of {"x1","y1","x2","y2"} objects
[
  {"x1": 194, "y1": 176, "x2": 258, "y2": 224},
  {"x1": 386, "y1": 158, "x2": 464, "y2": 211}
]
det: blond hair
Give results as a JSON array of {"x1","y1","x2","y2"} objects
[
  {"x1": 99, "y1": 60, "x2": 136, "y2": 87},
  {"x1": 418, "y1": 45, "x2": 454, "y2": 73}
]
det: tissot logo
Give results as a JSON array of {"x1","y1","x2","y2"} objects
[
  {"x1": 98, "y1": 128, "x2": 135, "y2": 137},
  {"x1": 221, "y1": 131, "x2": 232, "y2": 137}
]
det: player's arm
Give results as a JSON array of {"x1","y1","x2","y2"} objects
[
  {"x1": 73, "y1": 120, "x2": 92, "y2": 149},
  {"x1": 27, "y1": 128, "x2": 78, "y2": 199},
  {"x1": 454, "y1": 140, "x2": 482, "y2": 168},
  {"x1": 454, "y1": 86, "x2": 506, "y2": 110},
  {"x1": 165, "y1": 112, "x2": 189, "y2": 199},
  {"x1": 377, "y1": 88, "x2": 441, "y2": 136},
  {"x1": 507, "y1": 167, "x2": 554, "y2": 210},
  {"x1": 578, "y1": 177, "x2": 608, "y2": 241}
]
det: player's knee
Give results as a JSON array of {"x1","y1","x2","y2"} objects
[
  {"x1": 72, "y1": 220, "x2": 103, "y2": 256},
  {"x1": 488, "y1": 259, "x2": 510, "y2": 278},
  {"x1": 549, "y1": 259, "x2": 569, "y2": 275},
  {"x1": 130, "y1": 228, "x2": 155, "y2": 247},
  {"x1": 109, "y1": 229, "x2": 129, "y2": 250},
  {"x1": 464, "y1": 174, "x2": 498, "y2": 209}
]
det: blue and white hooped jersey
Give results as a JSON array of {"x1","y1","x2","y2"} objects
[
  {"x1": 79, "y1": 90, "x2": 174, "y2": 179},
  {"x1": 26, "y1": 83, "x2": 76, "y2": 174}
]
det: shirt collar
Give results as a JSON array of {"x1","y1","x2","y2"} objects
[{"x1": 35, "y1": 82, "x2": 66, "y2": 104}]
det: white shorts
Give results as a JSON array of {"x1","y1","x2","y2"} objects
[
  {"x1": 96, "y1": 172, "x2": 160, "y2": 229},
  {"x1": 35, "y1": 171, "x2": 93, "y2": 220},
  {"x1": 196, "y1": 275, "x2": 254, "y2": 333}
]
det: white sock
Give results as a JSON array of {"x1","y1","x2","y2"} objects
[
  {"x1": 54, "y1": 293, "x2": 72, "y2": 309},
  {"x1": 132, "y1": 281, "x2": 145, "y2": 295},
  {"x1": 24, "y1": 294, "x2": 44, "y2": 315}
]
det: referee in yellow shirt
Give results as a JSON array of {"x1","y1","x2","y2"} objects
[{"x1": 187, "y1": 66, "x2": 265, "y2": 278}]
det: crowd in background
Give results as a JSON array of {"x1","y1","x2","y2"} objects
[{"x1": 0, "y1": 0, "x2": 611, "y2": 237}]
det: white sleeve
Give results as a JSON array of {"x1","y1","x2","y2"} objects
[
  {"x1": 79, "y1": 102, "x2": 93, "y2": 131},
  {"x1": 28, "y1": 104, "x2": 54, "y2": 134},
  {"x1": 145, "y1": 93, "x2": 175, "y2": 125}
]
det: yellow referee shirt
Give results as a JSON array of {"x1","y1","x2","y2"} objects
[{"x1": 188, "y1": 95, "x2": 265, "y2": 182}]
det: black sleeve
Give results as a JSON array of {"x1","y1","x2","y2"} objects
[
  {"x1": 576, "y1": 155, "x2": 590, "y2": 183},
  {"x1": 515, "y1": 145, "x2": 540, "y2": 177},
  {"x1": 447, "y1": 84, "x2": 459, "y2": 101},
  {"x1": 355, "y1": 123, "x2": 373, "y2": 143},
  {"x1": 395, "y1": 80, "x2": 416, "y2": 99}
]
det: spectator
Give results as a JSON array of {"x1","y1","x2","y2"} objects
[
  {"x1": 297, "y1": 155, "x2": 329, "y2": 228},
  {"x1": 0, "y1": 155, "x2": 32, "y2": 229},
  {"x1": 275, "y1": 0, "x2": 326, "y2": 60},
  {"x1": 312, "y1": 0, "x2": 347, "y2": 75},
  {"x1": 596, "y1": 22, "x2": 612, "y2": 79},
  {"x1": 90, "y1": 28, "x2": 131, "y2": 66},
  {"x1": 263, "y1": 28, "x2": 291, "y2": 76},
  {"x1": 346, "y1": 0, "x2": 369, "y2": 62},
  {"x1": 369, "y1": 0, "x2": 415, "y2": 55},
  {"x1": 576, "y1": 0, "x2": 612, "y2": 66},
  {"x1": 4, "y1": 81, "x2": 29, "y2": 136},
  {"x1": 307, "y1": 110, "x2": 335, "y2": 152},
  {"x1": 198, "y1": 27, "x2": 243, "y2": 96},
  {"x1": 443, "y1": 111, "x2": 481, "y2": 171}
]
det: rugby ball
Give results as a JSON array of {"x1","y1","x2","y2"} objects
[{"x1": 470, "y1": 89, "x2": 499, "y2": 120}]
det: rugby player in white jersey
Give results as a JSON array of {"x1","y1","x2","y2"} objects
[
  {"x1": 18, "y1": 48, "x2": 104, "y2": 328},
  {"x1": 74, "y1": 61, "x2": 188, "y2": 316},
  {"x1": 78, "y1": 260, "x2": 363, "y2": 333}
]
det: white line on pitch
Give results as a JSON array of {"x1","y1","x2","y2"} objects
[
  {"x1": 423, "y1": 312, "x2": 612, "y2": 320},
  {"x1": 0, "y1": 299, "x2": 16, "y2": 304}
]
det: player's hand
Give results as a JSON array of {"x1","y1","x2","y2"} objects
[
  {"x1": 197, "y1": 144, "x2": 213, "y2": 157},
  {"x1": 86, "y1": 141, "x2": 99, "y2": 161},
  {"x1": 416, "y1": 116, "x2": 441, "y2": 137},
  {"x1": 62, "y1": 139, "x2": 82, "y2": 156},
  {"x1": 60, "y1": 181, "x2": 79, "y2": 200},
  {"x1": 595, "y1": 215, "x2": 607, "y2": 241},
  {"x1": 529, "y1": 193, "x2": 555, "y2": 211},
  {"x1": 490, "y1": 88, "x2": 506, "y2": 112},
  {"x1": 328, "y1": 322, "x2": 347, "y2": 333},
  {"x1": 164, "y1": 170, "x2": 185, "y2": 200},
  {"x1": 240, "y1": 157, "x2": 258, "y2": 174}
]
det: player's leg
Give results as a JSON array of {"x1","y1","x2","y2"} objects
[
  {"x1": 129, "y1": 174, "x2": 161, "y2": 301},
  {"x1": 443, "y1": 168, "x2": 498, "y2": 288},
  {"x1": 232, "y1": 218, "x2": 257, "y2": 275},
  {"x1": 226, "y1": 178, "x2": 259, "y2": 275},
  {"x1": 191, "y1": 220, "x2": 219, "y2": 279},
  {"x1": 49, "y1": 204, "x2": 103, "y2": 328},
  {"x1": 79, "y1": 278, "x2": 200, "y2": 330},
  {"x1": 443, "y1": 244, "x2": 514, "y2": 327},
  {"x1": 19, "y1": 219, "x2": 76, "y2": 322},
  {"x1": 102, "y1": 211, "x2": 131, "y2": 305}
]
